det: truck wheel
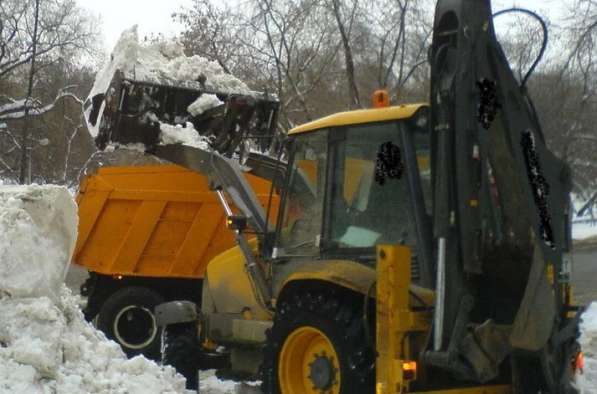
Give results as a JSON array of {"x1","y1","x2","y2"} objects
[
  {"x1": 96, "y1": 286, "x2": 164, "y2": 360},
  {"x1": 261, "y1": 289, "x2": 374, "y2": 394},
  {"x1": 161, "y1": 323, "x2": 200, "y2": 390}
]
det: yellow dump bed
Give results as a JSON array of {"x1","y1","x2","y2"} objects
[{"x1": 74, "y1": 164, "x2": 276, "y2": 279}]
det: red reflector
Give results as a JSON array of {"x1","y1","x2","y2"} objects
[{"x1": 575, "y1": 351, "x2": 585, "y2": 374}]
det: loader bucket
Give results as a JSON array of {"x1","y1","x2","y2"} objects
[{"x1": 84, "y1": 74, "x2": 279, "y2": 157}]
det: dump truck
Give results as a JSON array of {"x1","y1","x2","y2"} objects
[
  {"x1": 74, "y1": 161, "x2": 279, "y2": 359},
  {"x1": 75, "y1": 37, "x2": 282, "y2": 359},
  {"x1": 93, "y1": 1, "x2": 584, "y2": 392}
]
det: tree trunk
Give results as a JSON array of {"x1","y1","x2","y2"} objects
[
  {"x1": 331, "y1": 0, "x2": 361, "y2": 109},
  {"x1": 19, "y1": 0, "x2": 40, "y2": 184}
]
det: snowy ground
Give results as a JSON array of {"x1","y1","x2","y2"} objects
[
  {"x1": 574, "y1": 221, "x2": 597, "y2": 243},
  {"x1": 2, "y1": 185, "x2": 597, "y2": 393}
]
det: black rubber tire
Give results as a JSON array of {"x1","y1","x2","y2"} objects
[
  {"x1": 162, "y1": 323, "x2": 201, "y2": 390},
  {"x1": 96, "y1": 286, "x2": 164, "y2": 360},
  {"x1": 261, "y1": 288, "x2": 375, "y2": 394},
  {"x1": 511, "y1": 354, "x2": 543, "y2": 393}
]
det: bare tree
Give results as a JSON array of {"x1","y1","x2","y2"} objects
[
  {"x1": 174, "y1": 0, "x2": 433, "y2": 122},
  {"x1": 18, "y1": 0, "x2": 40, "y2": 184},
  {"x1": 330, "y1": 0, "x2": 361, "y2": 108},
  {"x1": 0, "y1": 0, "x2": 98, "y2": 184}
]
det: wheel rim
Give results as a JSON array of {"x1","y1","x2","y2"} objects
[
  {"x1": 279, "y1": 326, "x2": 341, "y2": 394},
  {"x1": 113, "y1": 305, "x2": 158, "y2": 350}
]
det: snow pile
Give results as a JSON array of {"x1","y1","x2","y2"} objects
[
  {"x1": 88, "y1": 26, "x2": 251, "y2": 111},
  {"x1": 188, "y1": 94, "x2": 223, "y2": 117},
  {"x1": 578, "y1": 302, "x2": 597, "y2": 393},
  {"x1": 159, "y1": 122, "x2": 211, "y2": 149},
  {"x1": 0, "y1": 185, "x2": 191, "y2": 394},
  {"x1": 200, "y1": 371, "x2": 261, "y2": 393},
  {"x1": 0, "y1": 186, "x2": 76, "y2": 300}
]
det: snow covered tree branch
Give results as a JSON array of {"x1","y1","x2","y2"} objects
[
  {"x1": 0, "y1": 89, "x2": 83, "y2": 121},
  {"x1": 0, "y1": 0, "x2": 97, "y2": 81}
]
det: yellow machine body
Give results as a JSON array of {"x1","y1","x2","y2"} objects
[
  {"x1": 199, "y1": 103, "x2": 516, "y2": 392},
  {"x1": 375, "y1": 245, "x2": 512, "y2": 393}
]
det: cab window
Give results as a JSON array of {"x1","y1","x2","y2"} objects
[{"x1": 326, "y1": 122, "x2": 417, "y2": 250}]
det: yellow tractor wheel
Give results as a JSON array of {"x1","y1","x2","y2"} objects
[
  {"x1": 278, "y1": 326, "x2": 341, "y2": 393},
  {"x1": 261, "y1": 288, "x2": 374, "y2": 394}
]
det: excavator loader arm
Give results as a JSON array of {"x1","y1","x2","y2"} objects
[{"x1": 426, "y1": 0, "x2": 580, "y2": 392}]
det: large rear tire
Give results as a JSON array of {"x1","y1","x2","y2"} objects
[
  {"x1": 96, "y1": 286, "x2": 164, "y2": 360},
  {"x1": 161, "y1": 322, "x2": 201, "y2": 390},
  {"x1": 261, "y1": 288, "x2": 374, "y2": 394}
]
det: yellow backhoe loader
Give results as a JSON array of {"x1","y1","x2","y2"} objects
[{"x1": 86, "y1": 0, "x2": 584, "y2": 392}]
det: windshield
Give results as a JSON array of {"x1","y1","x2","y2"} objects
[
  {"x1": 327, "y1": 121, "x2": 417, "y2": 250},
  {"x1": 276, "y1": 131, "x2": 328, "y2": 256}
]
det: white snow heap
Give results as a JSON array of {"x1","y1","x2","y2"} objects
[
  {"x1": 188, "y1": 94, "x2": 223, "y2": 117},
  {"x1": 85, "y1": 25, "x2": 251, "y2": 137},
  {"x1": 0, "y1": 185, "x2": 191, "y2": 394},
  {"x1": 0, "y1": 185, "x2": 77, "y2": 300},
  {"x1": 578, "y1": 302, "x2": 597, "y2": 393},
  {"x1": 86, "y1": 26, "x2": 252, "y2": 139},
  {"x1": 159, "y1": 122, "x2": 211, "y2": 150}
]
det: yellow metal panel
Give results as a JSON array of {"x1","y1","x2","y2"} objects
[
  {"x1": 376, "y1": 245, "x2": 413, "y2": 393},
  {"x1": 410, "y1": 385, "x2": 512, "y2": 394},
  {"x1": 206, "y1": 239, "x2": 272, "y2": 321},
  {"x1": 289, "y1": 104, "x2": 426, "y2": 135},
  {"x1": 109, "y1": 190, "x2": 218, "y2": 203},
  {"x1": 97, "y1": 164, "x2": 186, "y2": 175},
  {"x1": 74, "y1": 164, "x2": 278, "y2": 279},
  {"x1": 110, "y1": 200, "x2": 167, "y2": 273},
  {"x1": 276, "y1": 260, "x2": 376, "y2": 296},
  {"x1": 276, "y1": 260, "x2": 434, "y2": 309},
  {"x1": 169, "y1": 204, "x2": 225, "y2": 276},
  {"x1": 74, "y1": 189, "x2": 110, "y2": 257}
]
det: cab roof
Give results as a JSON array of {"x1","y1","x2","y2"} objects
[{"x1": 288, "y1": 103, "x2": 427, "y2": 136}]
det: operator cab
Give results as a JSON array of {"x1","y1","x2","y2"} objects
[{"x1": 273, "y1": 104, "x2": 433, "y2": 285}]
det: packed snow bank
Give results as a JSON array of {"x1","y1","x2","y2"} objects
[
  {"x1": 0, "y1": 185, "x2": 76, "y2": 300},
  {"x1": 578, "y1": 302, "x2": 597, "y2": 393},
  {"x1": 0, "y1": 185, "x2": 191, "y2": 394}
]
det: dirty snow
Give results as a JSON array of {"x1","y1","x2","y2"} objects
[
  {"x1": 0, "y1": 186, "x2": 76, "y2": 300},
  {"x1": 159, "y1": 122, "x2": 211, "y2": 149},
  {"x1": 578, "y1": 302, "x2": 597, "y2": 393},
  {"x1": 188, "y1": 94, "x2": 224, "y2": 117},
  {"x1": 104, "y1": 142, "x2": 148, "y2": 153}
]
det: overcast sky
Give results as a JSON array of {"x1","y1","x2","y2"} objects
[
  {"x1": 77, "y1": 0, "x2": 193, "y2": 52},
  {"x1": 77, "y1": 0, "x2": 569, "y2": 55}
]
